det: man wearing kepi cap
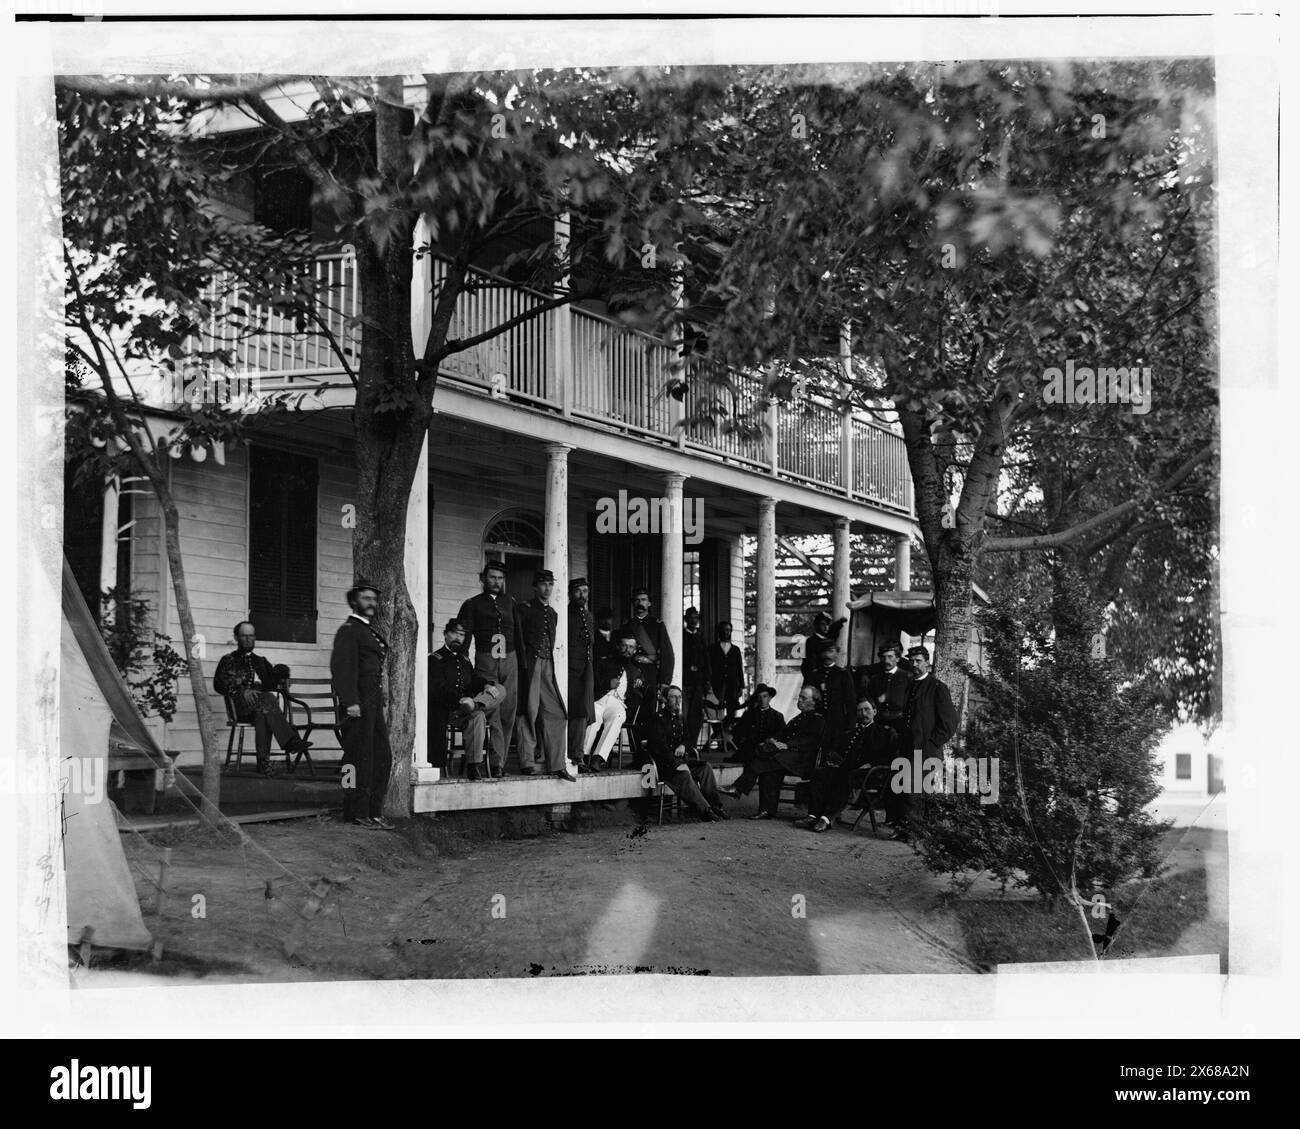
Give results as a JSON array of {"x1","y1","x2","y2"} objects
[
  {"x1": 457, "y1": 560, "x2": 524, "y2": 776},
  {"x1": 428, "y1": 618, "x2": 502, "y2": 780},
  {"x1": 331, "y1": 582, "x2": 395, "y2": 829},
  {"x1": 800, "y1": 610, "x2": 846, "y2": 682},
  {"x1": 567, "y1": 577, "x2": 597, "y2": 770},
  {"x1": 516, "y1": 569, "x2": 574, "y2": 781}
]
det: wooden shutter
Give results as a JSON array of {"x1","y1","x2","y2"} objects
[{"x1": 248, "y1": 446, "x2": 318, "y2": 642}]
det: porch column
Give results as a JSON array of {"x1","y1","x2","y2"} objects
[
  {"x1": 409, "y1": 217, "x2": 433, "y2": 782},
  {"x1": 99, "y1": 474, "x2": 120, "y2": 608},
  {"x1": 544, "y1": 443, "x2": 571, "y2": 720},
  {"x1": 832, "y1": 516, "x2": 852, "y2": 621},
  {"x1": 406, "y1": 439, "x2": 430, "y2": 779},
  {"x1": 894, "y1": 533, "x2": 911, "y2": 592},
  {"x1": 660, "y1": 473, "x2": 685, "y2": 678},
  {"x1": 552, "y1": 211, "x2": 573, "y2": 416},
  {"x1": 756, "y1": 497, "x2": 777, "y2": 688},
  {"x1": 839, "y1": 320, "x2": 854, "y2": 496}
]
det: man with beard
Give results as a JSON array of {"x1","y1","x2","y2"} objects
[
  {"x1": 331, "y1": 582, "x2": 394, "y2": 830},
  {"x1": 621, "y1": 587, "x2": 675, "y2": 713},
  {"x1": 865, "y1": 640, "x2": 911, "y2": 752},
  {"x1": 644, "y1": 685, "x2": 727, "y2": 822},
  {"x1": 457, "y1": 561, "x2": 524, "y2": 776},
  {"x1": 516, "y1": 569, "x2": 574, "y2": 781},
  {"x1": 680, "y1": 606, "x2": 709, "y2": 750},
  {"x1": 722, "y1": 684, "x2": 825, "y2": 820},
  {"x1": 427, "y1": 618, "x2": 502, "y2": 780},
  {"x1": 897, "y1": 644, "x2": 959, "y2": 842},
  {"x1": 213, "y1": 621, "x2": 310, "y2": 775},
  {"x1": 799, "y1": 697, "x2": 898, "y2": 832},
  {"x1": 567, "y1": 577, "x2": 597, "y2": 770}
]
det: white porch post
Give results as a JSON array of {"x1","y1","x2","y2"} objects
[
  {"x1": 660, "y1": 473, "x2": 685, "y2": 678},
  {"x1": 839, "y1": 321, "x2": 854, "y2": 496},
  {"x1": 551, "y1": 211, "x2": 573, "y2": 416},
  {"x1": 99, "y1": 474, "x2": 120, "y2": 607},
  {"x1": 756, "y1": 497, "x2": 777, "y2": 688},
  {"x1": 894, "y1": 533, "x2": 912, "y2": 592},
  {"x1": 410, "y1": 217, "x2": 433, "y2": 783},
  {"x1": 832, "y1": 516, "x2": 852, "y2": 621},
  {"x1": 544, "y1": 443, "x2": 571, "y2": 736}
]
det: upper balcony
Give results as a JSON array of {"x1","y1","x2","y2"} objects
[{"x1": 190, "y1": 249, "x2": 915, "y2": 517}]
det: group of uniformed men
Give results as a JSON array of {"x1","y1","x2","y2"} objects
[{"x1": 219, "y1": 572, "x2": 958, "y2": 834}]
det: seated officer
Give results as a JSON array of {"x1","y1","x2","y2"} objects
[
  {"x1": 213, "y1": 620, "x2": 311, "y2": 776},
  {"x1": 428, "y1": 618, "x2": 502, "y2": 780},
  {"x1": 643, "y1": 685, "x2": 727, "y2": 822}
]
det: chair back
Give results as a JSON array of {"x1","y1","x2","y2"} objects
[{"x1": 285, "y1": 678, "x2": 345, "y2": 727}]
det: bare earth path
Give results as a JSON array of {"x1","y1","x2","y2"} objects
[{"x1": 103, "y1": 805, "x2": 978, "y2": 983}]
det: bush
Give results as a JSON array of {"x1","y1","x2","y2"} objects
[
  {"x1": 913, "y1": 573, "x2": 1171, "y2": 908},
  {"x1": 99, "y1": 585, "x2": 187, "y2": 722}
]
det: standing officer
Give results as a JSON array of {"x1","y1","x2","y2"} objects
[
  {"x1": 800, "y1": 611, "x2": 846, "y2": 681},
  {"x1": 567, "y1": 577, "x2": 597, "y2": 770},
  {"x1": 516, "y1": 569, "x2": 575, "y2": 781},
  {"x1": 865, "y1": 640, "x2": 911, "y2": 753},
  {"x1": 330, "y1": 582, "x2": 394, "y2": 830},
  {"x1": 899, "y1": 644, "x2": 959, "y2": 842},
  {"x1": 621, "y1": 586, "x2": 675, "y2": 721},
  {"x1": 457, "y1": 561, "x2": 524, "y2": 777},
  {"x1": 680, "y1": 606, "x2": 709, "y2": 751}
]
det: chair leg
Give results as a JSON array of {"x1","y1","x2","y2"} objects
[
  {"x1": 225, "y1": 726, "x2": 236, "y2": 768},
  {"x1": 236, "y1": 727, "x2": 246, "y2": 771}
]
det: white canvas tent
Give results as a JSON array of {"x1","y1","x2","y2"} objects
[{"x1": 61, "y1": 557, "x2": 155, "y2": 953}]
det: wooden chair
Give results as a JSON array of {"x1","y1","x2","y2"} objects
[
  {"x1": 701, "y1": 699, "x2": 734, "y2": 758},
  {"x1": 643, "y1": 762, "x2": 682, "y2": 824},
  {"x1": 222, "y1": 690, "x2": 292, "y2": 773},
  {"x1": 613, "y1": 704, "x2": 642, "y2": 770},
  {"x1": 222, "y1": 694, "x2": 259, "y2": 772},
  {"x1": 282, "y1": 678, "x2": 343, "y2": 775},
  {"x1": 847, "y1": 765, "x2": 895, "y2": 834},
  {"x1": 444, "y1": 720, "x2": 493, "y2": 779},
  {"x1": 777, "y1": 774, "x2": 812, "y2": 816}
]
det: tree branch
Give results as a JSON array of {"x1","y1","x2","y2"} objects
[
  {"x1": 58, "y1": 73, "x2": 294, "y2": 104},
  {"x1": 984, "y1": 446, "x2": 1213, "y2": 553}
]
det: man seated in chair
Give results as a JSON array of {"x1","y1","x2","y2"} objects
[
  {"x1": 722, "y1": 685, "x2": 825, "y2": 820},
  {"x1": 582, "y1": 630, "x2": 647, "y2": 772},
  {"x1": 728, "y1": 682, "x2": 786, "y2": 766},
  {"x1": 798, "y1": 697, "x2": 898, "y2": 833},
  {"x1": 643, "y1": 685, "x2": 727, "y2": 822},
  {"x1": 428, "y1": 618, "x2": 502, "y2": 780},
  {"x1": 213, "y1": 620, "x2": 312, "y2": 776}
]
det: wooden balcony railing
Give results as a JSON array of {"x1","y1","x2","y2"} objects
[{"x1": 189, "y1": 252, "x2": 914, "y2": 515}]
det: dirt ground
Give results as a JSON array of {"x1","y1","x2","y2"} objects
[{"x1": 88, "y1": 799, "x2": 1226, "y2": 985}]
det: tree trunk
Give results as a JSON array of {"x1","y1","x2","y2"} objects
[
  {"x1": 159, "y1": 494, "x2": 222, "y2": 824},
  {"x1": 351, "y1": 226, "x2": 431, "y2": 819}
]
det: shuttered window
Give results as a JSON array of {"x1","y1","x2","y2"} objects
[{"x1": 248, "y1": 446, "x2": 318, "y2": 643}]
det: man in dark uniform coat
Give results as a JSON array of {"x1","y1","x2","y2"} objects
[
  {"x1": 592, "y1": 606, "x2": 618, "y2": 667},
  {"x1": 801, "y1": 698, "x2": 899, "y2": 832},
  {"x1": 707, "y1": 620, "x2": 746, "y2": 758},
  {"x1": 213, "y1": 620, "x2": 310, "y2": 774},
  {"x1": 621, "y1": 587, "x2": 675, "y2": 716},
  {"x1": 808, "y1": 643, "x2": 857, "y2": 762},
  {"x1": 643, "y1": 686, "x2": 727, "y2": 822},
  {"x1": 457, "y1": 561, "x2": 525, "y2": 776},
  {"x1": 729, "y1": 682, "x2": 785, "y2": 764},
  {"x1": 800, "y1": 611, "x2": 846, "y2": 681},
  {"x1": 331, "y1": 582, "x2": 394, "y2": 829},
  {"x1": 864, "y1": 640, "x2": 912, "y2": 752},
  {"x1": 898, "y1": 644, "x2": 959, "y2": 841},
  {"x1": 680, "y1": 606, "x2": 709, "y2": 751},
  {"x1": 723, "y1": 685, "x2": 825, "y2": 819},
  {"x1": 516, "y1": 569, "x2": 574, "y2": 780},
  {"x1": 566, "y1": 577, "x2": 597, "y2": 767},
  {"x1": 427, "y1": 618, "x2": 501, "y2": 779}
]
